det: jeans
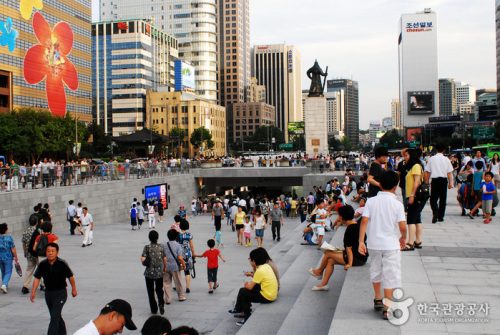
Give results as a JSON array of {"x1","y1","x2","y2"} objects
[
  {"x1": 145, "y1": 277, "x2": 164, "y2": 313},
  {"x1": 430, "y1": 177, "x2": 448, "y2": 220},
  {"x1": 304, "y1": 232, "x2": 316, "y2": 245},
  {"x1": 0, "y1": 259, "x2": 13, "y2": 287},
  {"x1": 300, "y1": 213, "x2": 307, "y2": 223},
  {"x1": 45, "y1": 289, "x2": 67, "y2": 335}
]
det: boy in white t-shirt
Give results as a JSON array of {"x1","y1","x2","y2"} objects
[{"x1": 359, "y1": 170, "x2": 407, "y2": 321}]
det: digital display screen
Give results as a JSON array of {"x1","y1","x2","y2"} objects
[
  {"x1": 408, "y1": 91, "x2": 434, "y2": 115},
  {"x1": 144, "y1": 183, "x2": 168, "y2": 209}
]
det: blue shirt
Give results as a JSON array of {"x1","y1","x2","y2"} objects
[
  {"x1": 473, "y1": 171, "x2": 483, "y2": 191},
  {"x1": 0, "y1": 235, "x2": 14, "y2": 261},
  {"x1": 482, "y1": 181, "x2": 496, "y2": 201},
  {"x1": 178, "y1": 210, "x2": 186, "y2": 219}
]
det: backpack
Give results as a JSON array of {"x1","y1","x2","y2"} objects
[{"x1": 36, "y1": 234, "x2": 49, "y2": 257}]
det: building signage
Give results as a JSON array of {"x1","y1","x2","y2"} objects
[
  {"x1": 287, "y1": 50, "x2": 293, "y2": 73},
  {"x1": 408, "y1": 91, "x2": 434, "y2": 115},
  {"x1": 429, "y1": 115, "x2": 461, "y2": 123},
  {"x1": 405, "y1": 21, "x2": 433, "y2": 33},
  {"x1": 473, "y1": 126, "x2": 495, "y2": 140}
]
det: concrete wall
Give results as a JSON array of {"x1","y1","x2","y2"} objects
[{"x1": 0, "y1": 175, "x2": 197, "y2": 236}]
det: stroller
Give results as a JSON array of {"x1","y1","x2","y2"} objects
[{"x1": 457, "y1": 175, "x2": 476, "y2": 216}]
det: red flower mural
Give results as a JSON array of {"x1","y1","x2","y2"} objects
[{"x1": 23, "y1": 12, "x2": 78, "y2": 117}]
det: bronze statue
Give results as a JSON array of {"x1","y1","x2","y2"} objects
[{"x1": 307, "y1": 60, "x2": 328, "y2": 97}]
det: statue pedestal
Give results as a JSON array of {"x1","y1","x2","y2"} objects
[{"x1": 304, "y1": 96, "x2": 328, "y2": 156}]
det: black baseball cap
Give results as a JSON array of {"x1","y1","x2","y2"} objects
[{"x1": 103, "y1": 299, "x2": 137, "y2": 330}]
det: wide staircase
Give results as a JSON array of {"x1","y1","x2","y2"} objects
[{"x1": 210, "y1": 221, "x2": 348, "y2": 335}]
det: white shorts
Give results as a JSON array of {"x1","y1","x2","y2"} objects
[
  {"x1": 368, "y1": 249, "x2": 401, "y2": 289},
  {"x1": 316, "y1": 226, "x2": 325, "y2": 236}
]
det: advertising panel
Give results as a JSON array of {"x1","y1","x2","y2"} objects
[
  {"x1": 144, "y1": 183, "x2": 168, "y2": 209},
  {"x1": 408, "y1": 91, "x2": 434, "y2": 115},
  {"x1": 175, "y1": 60, "x2": 195, "y2": 91},
  {"x1": 406, "y1": 127, "x2": 422, "y2": 142},
  {"x1": 288, "y1": 121, "x2": 305, "y2": 135}
]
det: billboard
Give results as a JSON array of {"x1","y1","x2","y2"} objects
[
  {"x1": 408, "y1": 91, "x2": 434, "y2": 115},
  {"x1": 406, "y1": 127, "x2": 422, "y2": 142},
  {"x1": 175, "y1": 60, "x2": 195, "y2": 91},
  {"x1": 144, "y1": 183, "x2": 168, "y2": 209}
]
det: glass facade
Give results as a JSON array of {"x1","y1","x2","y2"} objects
[
  {"x1": 0, "y1": 0, "x2": 92, "y2": 119},
  {"x1": 92, "y1": 20, "x2": 178, "y2": 135}
]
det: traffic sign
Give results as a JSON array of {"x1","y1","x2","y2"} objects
[
  {"x1": 278, "y1": 143, "x2": 293, "y2": 151},
  {"x1": 473, "y1": 126, "x2": 495, "y2": 140}
]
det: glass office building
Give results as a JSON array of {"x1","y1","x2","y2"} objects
[
  {"x1": 92, "y1": 20, "x2": 178, "y2": 135},
  {"x1": 0, "y1": 0, "x2": 92, "y2": 120}
]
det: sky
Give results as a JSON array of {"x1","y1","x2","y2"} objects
[{"x1": 91, "y1": 0, "x2": 497, "y2": 129}]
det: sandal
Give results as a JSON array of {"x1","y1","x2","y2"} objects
[
  {"x1": 382, "y1": 307, "x2": 390, "y2": 320},
  {"x1": 373, "y1": 298, "x2": 383, "y2": 311},
  {"x1": 401, "y1": 243, "x2": 414, "y2": 251},
  {"x1": 413, "y1": 242, "x2": 422, "y2": 249}
]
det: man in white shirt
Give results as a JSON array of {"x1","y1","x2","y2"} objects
[
  {"x1": 238, "y1": 198, "x2": 247, "y2": 209},
  {"x1": 74, "y1": 299, "x2": 137, "y2": 335},
  {"x1": 66, "y1": 200, "x2": 77, "y2": 235},
  {"x1": 359, "y1": 170, "x2": 407, "y2": 321},
  {"x1": 471, "y1": 150, "x2": 486, "y2": 172},
  {"x1": 424, "y1": 144, "x2": 454, "y2": 223},
  {"x1": 81, "y1": 207, "x2": 94, "y2": 247}
]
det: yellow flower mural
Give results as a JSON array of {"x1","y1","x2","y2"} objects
[{"x1": 20, "y1": 0, "x2": 43, "y2": 20}]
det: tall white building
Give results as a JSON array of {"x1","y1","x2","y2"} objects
[
  {"x1": 325, "y1": 91, "x2": 343, "y2": 137},
  {"x1": 398, "y1": 8, "x2": 438, "y2": 128},
  {"x1": 391, "y1": 99, "x2": 402, "y2": 129},
  {"x1": 456, "y1": 82, "x2": 476, "y2": 106},
  {"x1": 253, "y1": 44, "x2": 302, "y2": 139},
  {"x1": 369, "y1": 121, "x2": 381, "y2": 144},
  {"x1": 99, "y1": 0, "x2": 218, "y2": 102}
]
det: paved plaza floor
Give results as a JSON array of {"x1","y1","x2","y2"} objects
[{"x1": 1, "y1": 189, "x2": 500, "y2": 334}]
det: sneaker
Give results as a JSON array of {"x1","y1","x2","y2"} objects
[
  {"x1": 228, "y1": 309, "x2": 241, "y2": 314},
  {"x1": 312, "y1": 285, "x2": 329, "y2": 291},
  {"x1": 186, "y1": 288, "x2": 190, "y2": 294},
  {"x1": 21, "y1": 287, "x2": 29, "y2": 294},
  {"x1": 81, "y1": 244, "x2": 86, "y2": 248},
  {"x1": 208, "y1": 290, "x2": 214, "y2": 294},
  {"x1": 236, "y1": 319, "x2": 247, "y2": 327},
  {"x1": 1, "y1": 285, "x2": 7, "y2": 293}
]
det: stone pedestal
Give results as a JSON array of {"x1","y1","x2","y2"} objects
[{"x1": 304, "y1": 96, "x2": 328, "y2": 156}]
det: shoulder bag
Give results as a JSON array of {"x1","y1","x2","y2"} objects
[
  {"x1": 166, "y1": 242, "x2": 181, "y2": 269},
  {"x1": 142, "y1": 245, "x2": 151, "y2": 267}
]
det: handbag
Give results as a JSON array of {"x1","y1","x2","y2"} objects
[
  {"x1": 15, "y1": 261, "x2": 22, "y2": 277},
  {"x1": 416, "y1": 183, "x2": 430, "y2": 203},
  {"x1": 142, "y1": 245, "x2": 151, "y2": 267}
]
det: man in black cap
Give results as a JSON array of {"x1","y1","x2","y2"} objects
[{"x1": 74, "y1": 299, "x2": 137, "y2": 335}]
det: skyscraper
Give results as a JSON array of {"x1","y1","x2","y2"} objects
[
  {"x1": 92, "y1": 20, "x2": 178, "y2": 135},
  {"x1": 391, "y1": 99, "x2": 402, "y2": 130},
  {"x1": 219, "y1": 0, "x2": 250, "y2": 144},
  {"x1": 398, "y1": 8, "x2": 438, "y2": 127},
  {"x1": 455, "y1": 82, "x2": 476, "y2": 106},
  {"x1": 496, "y1": 0, "x2": 500, "y2": 117},
  {"x1": 253, "y1": 44, "x2": 302, "y2": 140},
  {"x1": 100, "y1": 0, "x2": 218, "y2": 102},
  {"x1": 325, "y1": 91, "x2": 343, "y2": 137},
  {"x1": 0, "y1": 0, "x2": 92, "y2": 120},
  {"x1": 327, "y1": 79, "x2": 359, "y2": 146},
  {"x1": 438, "y1": 78, "x2": 456, "y2": 116}
]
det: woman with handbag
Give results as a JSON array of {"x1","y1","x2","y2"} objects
[
  {"x1": 403, "y1": 149, "x2": 426, "y2": 251},
  {"x1": 141, "y1": 230, "x2": 167, "y2": 315},
  {"x1": 0, "y1": 223, "x2": 19, "y2": 293}
]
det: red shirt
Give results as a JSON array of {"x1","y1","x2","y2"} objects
[
  {"x1": 35, "y1": 233, "x2": 58, "y2": 244},
  {"x1": 202, "y1": 249, "x2": 220, "y2": 269}
]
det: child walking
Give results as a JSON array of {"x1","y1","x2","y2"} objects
[
  {"x1": 482, "y1": 172, "x2": 496, "y2": 224},
  {"x1": 359, "y1": 171, "x2": 407, "y2": 320},
  {"x1": 195, "y1": 239, "x2": 225, "y2": 294},
  {"x1": 130, "y1": 204, "x2": 138, "y2": 230},
  {"x1": 252, "y1": 208, "x2": 266, "y2": 247},
  {"x1": 243, "y1": 216, "x2": 253, "y2": 247}
]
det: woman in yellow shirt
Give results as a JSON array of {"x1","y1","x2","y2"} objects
[
  {"x1": 403, "y1": 148, "x2": 425, "y2": 251},
  {"x1": 228, "y1": 248, "x2": 278, "y2": 326}
]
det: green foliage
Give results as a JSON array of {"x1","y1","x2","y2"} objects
[
  {"x1": 0, "y1": 108, "x2": 87, "y2": 162},
  {"x1": 238, "y1": 126, "x2": 284, "y2": 152},
  {"x1": 86, "y1": 122, "x2": 111, "y2": 156},
  {"x1": 328, "y1": 136, "x2": 341, "y2": 151},
  {"x1": 190, "y1": 127, "x2": 214, "y2": 151},
  {"x1": 379, "y1": 129, "x2": 404, "y2": 149},
  {"x1": 341, "y1": 136, "x2": 352, "y2": 151},
  {"x1": 169, "y1": 127, "x2": 187, "y2": 139}
]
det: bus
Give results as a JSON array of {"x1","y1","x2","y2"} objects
[{"x1": 472, "y1": 144, "x2": 500, "y2": 159}]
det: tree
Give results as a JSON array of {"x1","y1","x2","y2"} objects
[
  {"x1": 85, "y1": 122, "x2": 111, "y2": 156},
  {"x1": 169, "y1": 127, "x2": 188, "y2": 157},
  {"x1": 328, "y1": 136, "x2": 341, "y2": 152},
  {"x1": 190, "y1": 127, "x2": 214, "y2": 154},
  {"x1": 237, "y1": 126, "x2": 284, "y2": 152},
  {"x1": 340, "y1": 136, "x2": 352, "y2": 151},
  {"x1": 379, "y1": 129, "x2": 404, "y2": 149}
]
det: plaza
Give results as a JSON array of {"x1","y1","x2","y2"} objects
[{"x1": 0, "y1": 187, "x2": 499, "y2": 334}]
